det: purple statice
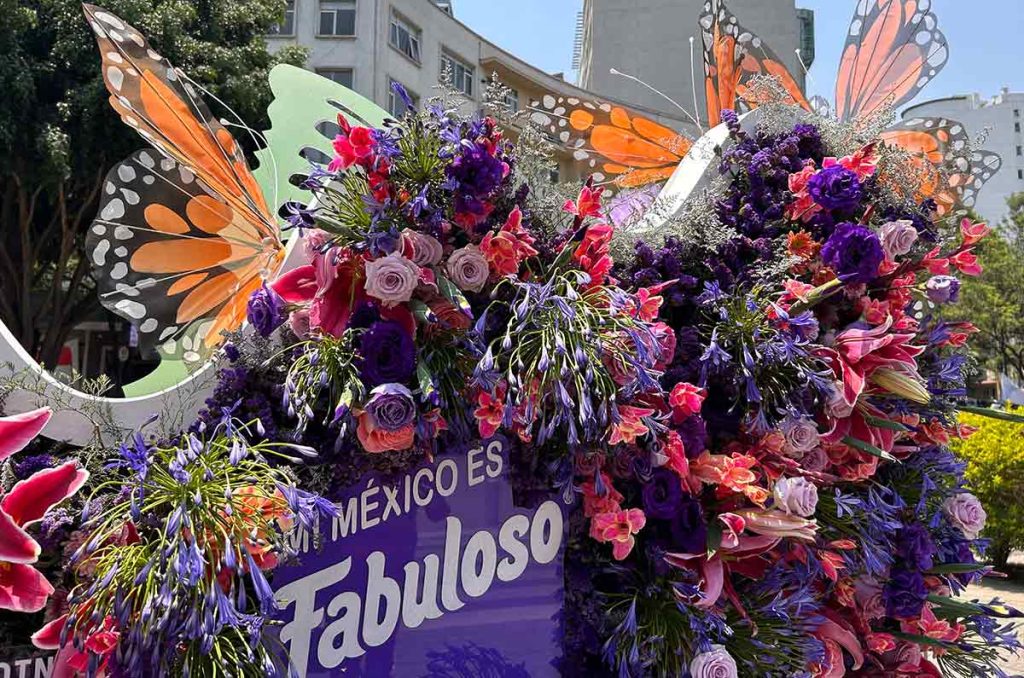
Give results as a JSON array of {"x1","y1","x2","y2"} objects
[
  {"x1": 193, "y1": 365, "x2": 281, "y2": 441},
  {"x1": 11, "y1": 453, "x2": 56, "y2": 480},
  {"x1": 358, "y1": 320, "x2": 416, "y2": 386},
  {"x1": 820, "y1": 222, "x2": 884, "y2": 284},
  {"x1": 807, "y1": 165, "x2": 862, "y2": 211},
  {"x1": 246, "y1": 284, "x2": 287, "y2": 338}
]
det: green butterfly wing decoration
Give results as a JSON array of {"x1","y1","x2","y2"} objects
[{"x1": 121, "y1": 65, "x2": 391, "y2": 397}]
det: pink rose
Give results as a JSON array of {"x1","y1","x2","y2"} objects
[
  {"x1": 446, "y1": 244, "x2": 490, "y2": 293},
  {"x1": 689, "y1": 645, "x2": 738, "y2": 678},
  {"x1": 780, "y1": 416, "x2": 819, "y2": 458},
  {"x1": 773, "y1": 476, "x2": 818, "y2": 517},
  {"x1": 356, "y1": 411, "x2": 415, "y2": 453},
  {"x1": 801, "y1": 447, "x2": 829, "y2": 472},
  {"x1": 303, "y1": 229, "x2": 332, "y2": 260},
  {"x1": 364, "y1": 252, "x2": 421, "y2": 306},
  {"x1": 943, "y1": 492, "x2": 987, "y2": 539},
  {"x1": 400, "y1": 230, "x2": 444, "y2": 267},
  {"x1": 651, "y1": 322, "x2": 676, "y2": 369},
  {"x1": 879, "y1": 220, "x2": 918, "y2": 259},
  {"x1": 288, "y1": 310, "x2": 310, "y2": 338}
]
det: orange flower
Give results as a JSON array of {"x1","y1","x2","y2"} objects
[
  {"x1": 356, "y1": 411, "x2": 415, "y2": 453},
  {"x1": 786, "y1": 230, "x2": 820, "y2": 260},
  {"x1": 607, "y1": 405, "x2": 655, "y2": 445}
]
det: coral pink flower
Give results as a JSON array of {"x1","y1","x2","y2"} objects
[
  {"x1": 480, "y1": 207, "x2": 539, "y2": 277},
  {"x1": 474, "y1": 385, "x2": 506, "y2": 439},
  {"x1": 356, "y1": 411, "x2": 415, "y2": 453},
  {"x1": 824, "y1": 143, "x2": 878, "y2": 180},
  {"x1": 669, "y1": 382, "x2": 706, "y2": 421},
  {"x1": 865, "y1": 632, "x2": 897, "y2": 653},
  {"x1": 950, "y1": 249, "x2": 982, "y2": 276},
  {"x1": 309, "y1": 249, "x2": 366, "y2": 337},
  {"x1": 921, "y1": 247, "x2": 950, "y2": 275},
  {"x1": 785, "y1": 163, "x2": 822, "y2": 222},
  {"x1": 591, "y1": 508, "x2": 646, "y2": 560},
  {"x1": 580, "y1": 473, "x2": 623, "y2": 518},
  {"x1": 960, "y1": 218, "x2": 990, "y2": 246},
  {"x1": 563, "y1": 185, "x2": 604, "y2": 219},
  {"x1": 270, "y1": 264, "x2": 317, "y2": 303},
  {"x1": 572, "y1": 222, "x2": 614, "y2": 284},
  {"x1": 0, "y1": 407, "x2": 52, "y2": 463},
  {"x1": 607, "y1": 405, "x2": 655, "y2": 445}
]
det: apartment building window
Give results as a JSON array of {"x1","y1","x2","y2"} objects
[
  {"x1": 388, "y1": 79, "x2": 419, "y2": 118},
  {"x1": 389, "y1": 12, "x2": 421, "y2": 62},
  {"x1": 1016, "y1": 121, "x2": 1022, "y2": 133},
  {"x1": 268, "y1": 0, "x2": 296, "y2": 36},
  {"x1": 316, "y1": 68, "x2": 354, "y2": 89},
  {"x1": 1018, "y1": 169, "x2": 1023, "y2": 180},
  {"x1": 1018, "y1": 146, "x2": 1023, "y2": 157},
  {"x1": 1016, "y1": 109, "x2": 1021, "y2": 118},
  {"x1": 503, "y1": 90, "x2": 520, "y2": 112},
  {"x1": 318, "y1": 0, "x2": 356, "y2": 37},
  {"x1": 441, "y1": 50, "x2": 474, "y2": 97}
]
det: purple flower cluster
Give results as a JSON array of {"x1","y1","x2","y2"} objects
[
  {"x1": 358, "y1": 320, "x2": 416, "y2": 386},
  {"x1": 820, "y1": 222, "x2": 884, "y2": 284},
  {"x1": 808, "y1": 165, "x2": 863, "y2": 211}
]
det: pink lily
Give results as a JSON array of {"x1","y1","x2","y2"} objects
[
  {"x1": 0, "y1": 407, "x2": 52, "y2": 463},
  {"x1": 813, "y1": 613, "x2": 865, "y2": 677},
  {"x1": 270, "y1": 264, "x2": 317, "y2": 303},
  {"x1": 960, "y1": 218, "x2": 990, "y2": 246},
  {"x1": 735, "y1": 509, "x2": 818, "y2": 542}
]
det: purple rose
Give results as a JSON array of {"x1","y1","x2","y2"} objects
[
  {"x1": 359, "y1": 320, "x2": 416, "y2": 386},
  {"x1": 854, "y1": 576, "x2": 886, "y2": 621},
  {"x1": 773, "y1": 476, "x2": 818, "y2": 517},
  {"x1": 365, "y1": 383, "x2": 417, "y2": 431},
  {"x1": 808, "y1": 165, "x2": 863, "y2": 211},
  {"x1": 642, "y1": 468, "x2": 683, "y2": 520},
  {"x1": 689, "y1": 645, "x2": 738, "y2": 678},
  {"x1": 926, "y1": 275, "x2": 961, "y2": 304},
  {"x1": 879, "y1": 219, "x2": 918, "y2": 258},
  {"x1": 670, "y1": 493, "x2": 707, "y2": 554},
  {"x1": 246, "y1": 284, "x2": 287, "y2": 338},
  {"x1": 821, "y1": 222, "x2": 884, "y2": 284},
  {"x1": 943, "y1": 492, "x2": 987, "y2": 539},
  {"x1": 883, "y1": 567, "x2": 927, "y2": 619}
]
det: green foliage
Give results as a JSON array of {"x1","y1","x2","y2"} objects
[
  {"x1": 950, "y1": 408, "x2": 1024, "y2": 566},
  {"x1": 955, "y1": 195, "x2": 1024, "y2": 383},
  {"x1": 0, "y1": 0, "x2": 305, "y2": 364}
]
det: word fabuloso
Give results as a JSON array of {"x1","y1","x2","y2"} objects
[{"x1": 276, "y1": 502, "x2": 563, "y2": 675}]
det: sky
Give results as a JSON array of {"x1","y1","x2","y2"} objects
[{"x1": 453, "y1": 0, "x2": 1024, "y2": 105}]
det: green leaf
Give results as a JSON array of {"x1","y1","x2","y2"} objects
[
  {"x1": 862, "y1": 415, "x2": 910, "y2": 432},
  {"x1": 841, "y1": 436, "x2": 898, "y2": 462},
  {"x1": 959, "y1": 405, "x2": 1024, "y2": 424},
  {"x1": 926, "y1": 593, "x2": 985, "y2": 616},
  {"x1": 925, "y1": 562, "x2": 986, "y2": 574}
]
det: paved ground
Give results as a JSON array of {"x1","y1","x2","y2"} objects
[{"x1": 963, "y1": 577, "x2": 1024, "y2": 676}]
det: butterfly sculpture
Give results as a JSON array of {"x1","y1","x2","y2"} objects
[
  {"x1": 700, "y1": 0, "x2": 1000, "y2": 215},
  {"x1": 82, "y1": 4, "x2": 391, "y2": 375}
]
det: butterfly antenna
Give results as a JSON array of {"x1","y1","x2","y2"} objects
[
  {"x1": 608, "y1": 67, "x2": 703, "y2": 131},
  {"x1": 688, "y1": 37, "x2": 704, "y2": 134}
]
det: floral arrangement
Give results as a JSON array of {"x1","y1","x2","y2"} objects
[{"x1": 4, "y1": 86, "x2": 1023, "y2": 677}]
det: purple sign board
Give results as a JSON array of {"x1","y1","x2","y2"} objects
[{"x1": 272, "y1": 436, "x2": 567, "y2": 677}]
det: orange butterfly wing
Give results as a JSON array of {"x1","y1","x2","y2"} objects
[
  {"x1": 83, "y1": 5, "x2": 282, "y2": 361},
  {"x1": 529, "y1": 95, "x2": 693, "y2": 189},
  {"x1": 881, "y1": 117, "x2": 1001, "y2": 216},
  {"x1": 700, "y1": 0, "x2": 811, "y2": 127},
  {"x1": 834, "y1": 0, "x2": 948, "y2": 123}
]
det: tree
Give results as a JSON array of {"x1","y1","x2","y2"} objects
[
  {"x1": 950, "y1": 409, "x2": 1024, "y2": 569},
  {"x1": 954, "y1": 194, "x2": 1024, "y2": 382},
  {"x1": 0, "y1": 0, "x2": 305, "y2": 366}
]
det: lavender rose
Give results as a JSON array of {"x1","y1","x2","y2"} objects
[
  {"x1": 780, "y1": 416, "x2": 819, "y2": 458},
  {"x1": 808, "y1": 165, "x2": 862, "y2": 211},
  {"x1": 246, "y1": 284, "x2": 287, "y2": 338},
  {"x1": 926, "y1": 275, "x2": 961, "y2": 304},
  {"x1": 820, "y1": 222, "x2": 884, "y2": 284},
  {"x1": 773, "y1": 476, "x2": 818, "y2": 517},
  {"x1": 943, "y1": 492, "x2": 987, "y2": 539},
  {"x1": 689, "y1": 645, "x2": 738, "y2": 678},
  {"x1": 365, "y1": 383, "x2": 417, "y2": 431},
  {"x1": 364, "y1": 252, "x2": 421, "y2": 306},
  {"x1": 879, "y1": 219, "x2": 918, "y2": 258},
  {"x1": 401, "y1": 229, "x2": 444, "y2": 267},
  {"x1": 446, "y1": 244, "x2": 490, "y2": 293}
]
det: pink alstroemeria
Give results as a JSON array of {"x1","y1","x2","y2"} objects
[
  {"x1": 669, "y1": 382, "x2": 706, "y2": 421},
  {"x1": 949, "y1": 249, "x2": 983, "y2": 276},
  {"x1": 820, "y1": 316, "x2": 925, "y2": 409},
  {"x1": 563, "y1": 185, "x2": 605, "y2": 219},
  {"x1": 590, "y1": 508, "x2": 646, "y2": 560},
  {"x1": 607, "y1": 405, "x2": 654, "y2": 445},
  {"x1": 823, "y1": 142, "x2": 878, "y2": 180},
  {"x1": 960, "y1": 218, "x2": 990, "y2": 246}
]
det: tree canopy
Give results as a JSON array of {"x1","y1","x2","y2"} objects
[{"x1": 0, "y1": 0, "x2": 304, "y2": 366}]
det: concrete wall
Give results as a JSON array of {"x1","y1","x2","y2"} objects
[
  {"x1": 578, "y1": 0, "x2": 806, "y2": 124},
  {"x1": 902, "y1": 90, "x2": 1024, "y2": 225}
]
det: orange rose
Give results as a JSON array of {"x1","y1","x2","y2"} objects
[{"x1": 357, "y1": 411, "x2": 415, "y2": 453}]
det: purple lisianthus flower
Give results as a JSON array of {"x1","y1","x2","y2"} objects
[
  {"x1": 642, "y1": 468, "x2": 683, "y2": 520},
  {"x1": 926, "y1": 275, "x2": 961, "y2": 304},
  {"x1": 365, "y1": 383, "x2": 417, "y2": 431},
  {"x1": 675, "y1": 415, "x2": 708, "y2": 459},
  {"x1": 820, "y1": 222, "x2": 884, "y2": 284},
  {"x1": 883, "y1": 567, "x2": 928, "y2": 619},
  {"x1": 359, "y1": 320, "x2": 416, "y2": 386},
  {"x1": 895, "y1": 523, "x2": 937, "y2": 571},
  {"x1": 246, "y1": 284, "x2": 287, "y2": 338},
  {"x1": 808, "y1": 165, "x2": 862, "y2": 211},
  {"x1": 670, "y1": 493, "x2": 708, "y2": 554}
]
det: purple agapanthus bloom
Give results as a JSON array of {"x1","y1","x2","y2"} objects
[
  {"x1": 820, "y1": 222, "x2": 884, "y2": 284},
  {"x1": 246, "y1": 284, "x2": 287, "y2": 338},
  {"x1": 808, "y1": 165, "x2": 863, "y2": 211},
  {"x1": 359, "y1": 320, "x2": 416, "y2": 386}
]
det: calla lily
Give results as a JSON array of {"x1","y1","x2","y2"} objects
[{"x1": 0, "y1": 407, "x2": 52, "y2": 463}]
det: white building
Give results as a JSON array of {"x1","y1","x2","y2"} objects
[
  {"x1": 901, "y1": 88, "x2": 1024, "y2": 225},
  {"x1": 576, "y1": 0, "x2": 813, "y2": 124},
  {"x1": 265, "y1": 0, "x2": 693, "y2": 182}
]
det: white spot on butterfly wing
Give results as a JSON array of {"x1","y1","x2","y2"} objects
[
  {"x1": 117, "y1": 165, "x2": 136, "y2": 182},
  {"x1": 140, "y1": 318, "x2": 158, "y2": 333},
  {"x1": 120, "y1": 188, "x2": 140, "y2": 205},
  {"x1": 115, "y1": 283, "x2": 140, "y2": 298},
  {"x1": 115, "y1": 246, "x2": 128, "y2": 257},
  {"x1": 114, "y1": 226, "x2": 133, "y2": 240},
  {"x1": 542, "y1": 95, "x2": 556, "y2": 108},
  {"x1": 142, "y1": 175, "x2": 155, "y2": 185},
  {"x1": 101, "y1": 199, "x2": 125, "y2": 220},
  {"x1": 92, "y1": 240, "x2": 110, "y2": 266},
  {"x1": 94, "y1": 11, "x2": 126, "y2": 29},
  {"x1": 158, "y1": 326, "x2": 178, "y2": 341},
  {"x1": 107, "y1": 67, "x2": 124, "y2": 91},
  {"x1": 92, "y1": 225, "x2": 107, "y2": 236},
  {"x1": 160, "y1": 158, "x2": 175, "y2": 172},
  {"x1": 110, "y1": 262, "x2": 128, "y2": 280},
  {"x1": 138, "y1": 152, "x2": 156, "y2": 168},
  {"x1": 114, "y1": 299, "x2": 147, "y2": 320}
]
